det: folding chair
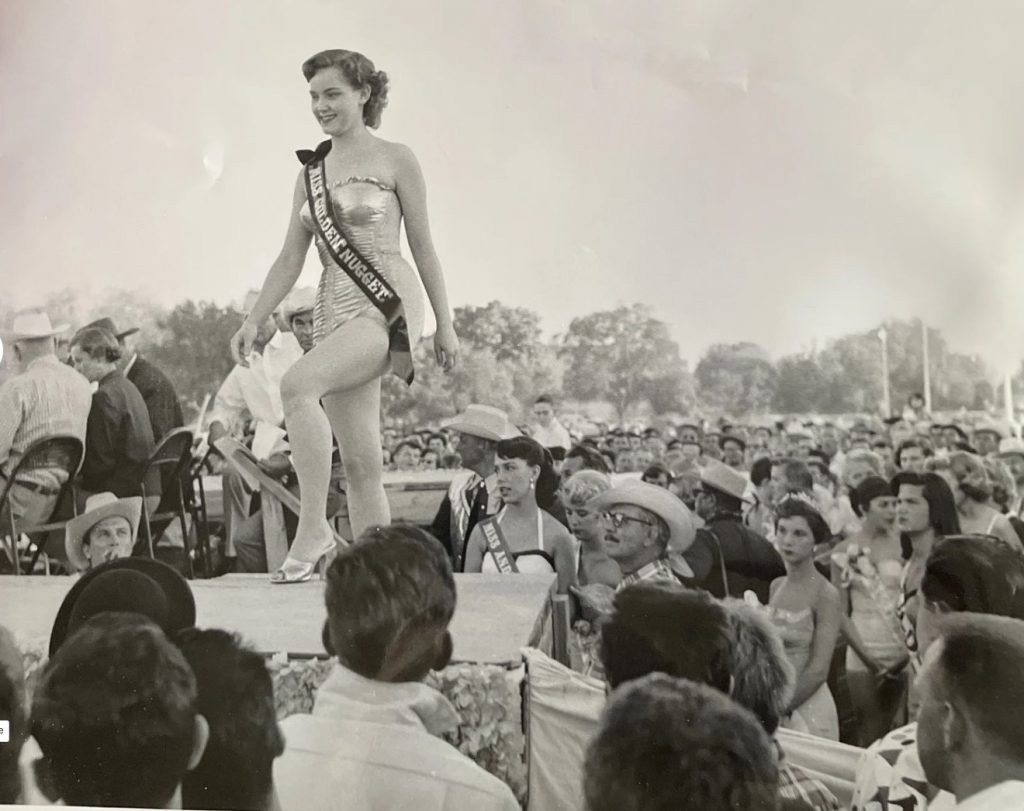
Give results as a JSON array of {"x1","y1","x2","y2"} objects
[
  {"x1": 138, "y1": 428, "x2": 201, "y2": 577},
  {"x1": 0, "y1": 434, "x2": 84, "y2": 575}
]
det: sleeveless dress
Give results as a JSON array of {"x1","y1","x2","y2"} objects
[
  {"x1": 769, "y1": 605, "x2": 840, "y2": 740},
  {"x1": 480, "y1": 508, "x2": 556, "y2": 575},
  {"x1": 300, "y1": 177, "x2": 425, "y2": 348},
  {"x1": 841, "y1": 557, "x2": 907, "y2": 672}
]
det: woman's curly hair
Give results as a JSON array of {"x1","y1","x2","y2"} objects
[{"x1": 301, "y1": 49, "x2": 390, "y2": 129}]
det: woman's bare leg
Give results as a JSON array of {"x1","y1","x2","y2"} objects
[
  {"x1": 322, "y1": 378, "x2": 389, "y2": 539},
  {"x1": 280, "y1": 317, "x2": 388, "y2": 562}
]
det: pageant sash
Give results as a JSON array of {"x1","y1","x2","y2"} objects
[
  {"x1": 478, "y1": 516, "x2": 520, "y2": 575},
  {"x1": 298, "y1": 140, "x2": 414, "y2": 384}
]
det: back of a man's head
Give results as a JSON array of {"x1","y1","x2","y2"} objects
[
  {"x1": 584, "y1": 673, "x2": 779, "y2": 811},
  {"x1": 175, "y1": 628, "x2": 284, "y2": 811},
  {"x1": 600, "y1": 582, "x2": 732, "y2": 692},
  {"x1": 31, "y1": 612, "x2": 202, "y2": 808},
  {"x1": 325, "y1": 524, "x2": 456, "y2": 682},
  {"x1": 0, "y1": 627, "x2": 26, "y2": 804},
  {"x1": 722, "y1": 598, "x2": 795, "y2": 735},
  {"x1": 926, "y1": 614, "x2": 1024, "y2": 775}
]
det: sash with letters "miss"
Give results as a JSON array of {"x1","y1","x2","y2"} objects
[
  {"x1": 477, "y1": 516, "x2": 519, "y2": 574},
  {"x1": 297, "y1": 139, "x2": 414, "y2": 384}
]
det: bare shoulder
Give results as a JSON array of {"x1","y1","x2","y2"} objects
[
  {"x1": 769, "y1": 576, "x2": 785, "y2": 598},
  {"x1": 816, "y1": 576, "x2": 842, "y2": 610}
]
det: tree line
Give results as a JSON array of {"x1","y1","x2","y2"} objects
[{"x1": 2, "y1": 289, "x2": 1012, "y2": 425}]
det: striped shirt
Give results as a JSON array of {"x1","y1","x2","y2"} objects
[{"x1": 0, "y1": 355, "x2": 92, "y2": 487}]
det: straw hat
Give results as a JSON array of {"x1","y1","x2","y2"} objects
[
  {"x1": 593, "y1": 481, "x2": 698, "y2": 577},
  {"x1": 699, "y1": 461, "x2": 750, "y2": 502},
  {"x1": 65, "y1": 493, "x2": 142, "y2": 572},
  {"x1": 282, "y1": 287, "x2": 316, "y2": 324},
  {"x1": 998, "y1": 438, "x2": 1024, "y2": 459},
  {"x1": 8, "y1": 310, "x2": 68, "y2": 339},
  {"x1": 442, "y1": 404, "x2": 520, "y2": 442}
]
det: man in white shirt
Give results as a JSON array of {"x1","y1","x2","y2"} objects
[
  {"x1": 274, "y1": 525, "x2": 519, "y2": 811},
  {"x1": 917, "y1": 613, "x2": 1024, "y2": 810},
  {"x1": 529, "y1": 394, "x2": 571, "y2": 456}
]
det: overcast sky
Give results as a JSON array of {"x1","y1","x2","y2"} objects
[{"x1": 4, "y1": 0, "x2": 1024, "y2": 370}]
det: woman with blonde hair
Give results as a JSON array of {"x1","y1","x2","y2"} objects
[
  {"x1": 945, "y1": 452, "x2": 1022, "y2": 550},
  {"x1": 230, "y1": 49, "x2": 459, "y2": 582},
  {"x1": 562, "y1": 469, "x2": 620, "y2": 588}
]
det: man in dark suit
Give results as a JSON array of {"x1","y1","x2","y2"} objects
[{"x1": 81, "y1": 318, "x2": 184, "y2": 444}]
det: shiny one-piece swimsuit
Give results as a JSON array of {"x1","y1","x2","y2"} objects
[{"x1": 299, "y1": 176, "x2": 425, "y2": 347}]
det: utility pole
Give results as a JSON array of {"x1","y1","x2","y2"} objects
[
  {"x1": 921, "y1": 319, "x2": 932, "y2": 413},
  {"x1": 878, "y1": 326, "x2": 892, "y2": 417}
]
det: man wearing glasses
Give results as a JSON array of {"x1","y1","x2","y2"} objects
[{"x1": 591, "y1": 481, "x2": 698, "y2": 588}]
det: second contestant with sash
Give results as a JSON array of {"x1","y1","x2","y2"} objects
[{"x1": 230, "y1": 48, "x2": 460, "y2": 583}]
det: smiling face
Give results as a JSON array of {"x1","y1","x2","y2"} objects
[
  {"x1": 775, "y1": 515, "x2": 817, "y2": 566},
  {"x1": 83, "y1": 515, "x2": 134, "y2": 568},
  {"x1": 309, "y1": 67, "x2": 369, "y2": 136},
  {"x1": 495, "y1": 455, "x2": 537, "y2": 505}
]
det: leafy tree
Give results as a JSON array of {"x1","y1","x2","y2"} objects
[
  {"x1": 146, "y1": 301, "x2": 242, "y2": 418},
  {"x1": 453, "y1": 301, "x2": 545, "y2": 363},
  {"x1": 560, "y1": 304, "x2": 694, "y2": 421},
  {"x1": 695, "y1": 342, "x2": 777, "y2": 416}
]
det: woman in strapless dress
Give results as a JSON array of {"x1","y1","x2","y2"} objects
[
  {"x1": 230, "y1": 49, "x2": 459, "y2": 583},
  {"x1": 768, "y1": 494, "x2": 842, "y2": 740}
]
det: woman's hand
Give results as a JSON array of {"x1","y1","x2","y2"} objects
[
  {"x1": 434, "y1": 322, "x2": 459, "y2": 372},
  {"x1": 230, "y1": 321, "x2": 258, "y2": 368}
]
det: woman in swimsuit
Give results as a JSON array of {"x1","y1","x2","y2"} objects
[
  {"x1": 230, "y1": 49, "x2": 458, "y2": 582},
  {"x1": 463, "y1": 436, "x2": 576, "y2": 594}
]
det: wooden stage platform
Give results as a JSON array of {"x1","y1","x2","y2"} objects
[{"x1": 0, "y1": 572, "x2": 554, "y2": 666}]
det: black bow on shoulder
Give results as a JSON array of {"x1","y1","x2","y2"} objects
[{"x1": 296, "y1": 139, "x2": 332, "y2": 165}]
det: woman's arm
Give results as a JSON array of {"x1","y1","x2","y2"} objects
[
  {"x1": 463, "y1": 526, "x2": 485, "y2": 573},
  {"x1": 392, "y1": 143, "x2": 458, "y2": 369},
  {"x1": 232, "y1": 173, "x2": 312, "y2": 362},
  {"x1": 789, "y1": 581, "x2": 842, "y2": 711}
]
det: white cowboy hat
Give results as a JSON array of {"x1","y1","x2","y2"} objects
[
  {"x1": 998, "y1": 438, "x2": 1024, "y2": 459},
  {"x1": 699, "y1": 461, "x2": 750, "y2": 503},
  {"x1": 65, "y1": 493, "x2": 142, "y2": 572},
  {"x1": 8, "y1": 310, "x2": 69, "y2": 340},
  {"x1": 443, "y1": 404, "x2": 520, "y2": 442},
  {"x1": 592, "y1": 481, "x2": 698, "y2": 578},
  {"x1": 974, "y1": 418, "x2": 1009, "y2": 440},
  {"x1": 282, "y1": 287, "x2": 316, "y2": 325}
]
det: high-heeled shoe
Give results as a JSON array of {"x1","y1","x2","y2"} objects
[{"x1": 270, "y1": 536, "x2": 338, "y2": 585}]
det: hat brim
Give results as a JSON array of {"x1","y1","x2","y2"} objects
[
  {"x1": 49, "y1": 557, "x2": 195, "y2": 656},
  {"x1": 443, "y1": 420, "x2": 503, "y2": 442},
  {"x1": 116, "y1": 327, "x2": 140, "y2": 339},
  {"x1": 8, "y1": 323, "x2": 70, "y2": 340},
  {"x1": 700, "y1": 478, "x2": 752, "y2": 504},
  {"x1": 65, "y1": 498, "x2": 142, "y2": 572}
]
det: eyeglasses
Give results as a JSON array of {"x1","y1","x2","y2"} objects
[{"x1": 603, "y1": 511, "x2": 653, "y2": 529}]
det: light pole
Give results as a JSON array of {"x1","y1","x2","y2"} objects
[{"x1": 878, "y1": 326, "x2": 892, "y2": 417}]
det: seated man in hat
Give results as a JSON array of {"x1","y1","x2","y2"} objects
[
  {"x1": 688, "y1": 461, "x2": 785, "y2": 604},
  {"x1": 0, "y1": 311, "x2": 92, "y2": 553},
  {"x1": 80, "y1": 317, "x2": 183, "y2": 445},
  {"x1": 64, "y1": 492, "x2": 142, "y2": 572},
  {"x1": 275, "y1": 524, "x2": 519, "y2": 811},
  {"x1": 429, "y1": 404, "x2": 518, "y2": 571},
  {"x1": 69, "y1": 326, "x2": 161, "y2": 505}
]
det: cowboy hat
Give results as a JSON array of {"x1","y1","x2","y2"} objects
[
  {"x1": 80, "y1": 317, "x2": 138, "y2": 340},
  {"x1": 998, "y1": 438, "x2": 1024, "y2": 459},
  {"x1": 65, "y1": 492, "x2": 143, "y2": 572},
  {"x1": 8, "y1": 310, "x2": 69, "y2": 340},
  {"x1": 49, "y1": 557, "x2": 196, "y2": 656},
  {"x1": 973, "y1": 418, "x2": 1008, "y2": 440},
  {"x1": 699, "y1": 461, "x2": 750, "y2": 502},
  {"x1": 442, "y1": 404, "x2": 520, "y2": 442},
  {"x1": 282, "y1": 287, "x2": 316, "y2": 324},
  {"x1": 593, "y1": 481, "x2": 698, "y2": 577}
]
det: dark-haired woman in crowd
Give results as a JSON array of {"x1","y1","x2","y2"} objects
[
  {"x1": 830, "y1": 476, "x2": 907, "y2": 746},
  {"x1": 464, "y1": 436, "x2": 576, "y2": 593},
  {"x1": 768, "y1": 494, "x2": 842, "y2": 739},
  {"x1": 891, "y1": 471, "x2": 960, "y2": 676},
  {"x1": 230, "y1": 49, "x2": 459, "y2": 583}
]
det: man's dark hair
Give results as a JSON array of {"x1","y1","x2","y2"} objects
[
  {"x1": 934, "y1": 614, "x2": 1024, "y2": 765},
  {"x1": 584, "y1": 673, "x2": 778, "y2": 811},
  {"x1": 750, "y1": 456, "x2": 774, "y2": 487},
  {"x1": 641, "y1": 463, "x2": 673, "y2": 484},
  {"x1": 565, "y1": 444, "x2": 610, "y2": 474},
  {"x1": 775, "y1": 495, "x2": 831, "y2": 546},
  {"x1": 772, "y1": 457, "x2": 814, "y2": 492},
  {"x1": 600, "y1": 582, "x2": 732, "y2": 692},
  {"x1": 896, "y1": 438, "x2": 932, "y2": 468},
  {"x1": 325, "y1": 524, "x2": 455, "y2": 680},
  {"x1": 427, "y1": 432, "x2": 446, "y2": 445},
  {"x1": 534, "y1": 393, "x2": 554, "y2": 406},
  {"x1": 496, "y1": 435, "x2": 559, "y2": 508},
  {"x1": 70, "y1": 326, "x2": 122, "y2": 363},
  {"x1": 704, "y1": 485, "x2": 743, "y2": 516},
  {"x1": 921, "y1": 536, "x2": 1024, "y2": 618},
  {"x1": 891, "y1": 471, "x2": 961, "y2": 537},
  {"x1": 0, "y1": 645, "x2": 25, "y2": 804},
  {"x1": 31, "y1": 613, "x2": 199, "y2": 808},
  {"x1": 175, "y1": 629, "x2": 284, "y2": 811}
]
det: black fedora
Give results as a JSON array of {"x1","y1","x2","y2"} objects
[
  {"x1": 49, "y1": 558, "x2": 196, "y2": 656},
  {"x1": 79, "y1": 317, "x2": 139, "y2": 340}
]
